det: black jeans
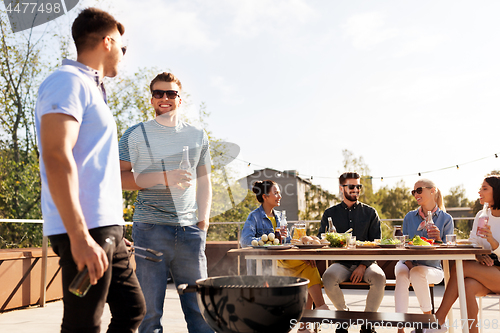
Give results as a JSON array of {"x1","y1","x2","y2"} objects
[{"x1": 50, "y1": 225, "x2": 146, "y2": 333}]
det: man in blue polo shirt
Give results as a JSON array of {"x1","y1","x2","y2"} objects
[{"x1": 35, "y1": 8, "x2": 145, "y2": 333}]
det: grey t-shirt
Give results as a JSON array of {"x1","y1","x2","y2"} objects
[{"x1": 119, "y1": 119, "x2": 211, "y2": 226}]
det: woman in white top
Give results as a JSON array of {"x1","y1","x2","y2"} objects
[{"x1": 433, "y1": 175, "x2": 500, "y2": 333}]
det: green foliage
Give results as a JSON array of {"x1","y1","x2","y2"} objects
[
  {"x1": 107, "y1": 67, "x2": 160, "y2": 139},
  {"x1": 371, "y1": 181, "x2": 418, "y2": 220},
  {"x1": 0, "y1": 147, "x2": 41, "y2": 220},
  {"x1": 208, "y1": 190, "x2": 259, "y2": 241},
  {"x1": 299, "y1": 184, "x2": 338, "y2": 221},
  {"x1": 444, "y1": 185, "x2": 470, "y2": 208},
  {"x1": 0, "y1": 222, "x2": 43, "y2": 248},
  {"x1": 0, "y1": 11, "x2": 49, "y2": 248},
  {"x1": 454, "y1": 219, "x2": 471, "y2": 239}
]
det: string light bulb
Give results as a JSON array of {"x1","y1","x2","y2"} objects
[{"x1": 233, "y1": 151, "x2": 500, "y2": 182}]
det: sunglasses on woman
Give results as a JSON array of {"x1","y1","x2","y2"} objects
[
  {"x1": 152, "y1": 90, "x2": 180, "y2": 99},
  {"x1": 411, "y1": 187, "x2": 432, "y2": 196},
  {"x1": 342, "y1": 184, "x2": 363, "y2": 190}
]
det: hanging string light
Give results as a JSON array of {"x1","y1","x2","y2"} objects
[{"x1": 214, "y1": 150, "x2": 500, "y2": 182}]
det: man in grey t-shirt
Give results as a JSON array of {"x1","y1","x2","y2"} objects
[{"x1": 119, "y1": 72, "x2": 213, "y2": 333}]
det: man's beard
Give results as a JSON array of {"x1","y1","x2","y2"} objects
[{"x1": 344, "y1": 192, "x2": 359, "y2": 202}]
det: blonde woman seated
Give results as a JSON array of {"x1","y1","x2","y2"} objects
[
  {"x1": 394, "y1": 179, "x2": 454, "y2": 333},
  {"x1": 240, "y1": 180, "x2": 328, "y2": 333},
  {"x1": 432, "y1": 175, "x2": 500, "y2": 333}
]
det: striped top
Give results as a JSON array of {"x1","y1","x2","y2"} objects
[{"x1": 119, "y1": 119, "x2": 211, "y2": 226}]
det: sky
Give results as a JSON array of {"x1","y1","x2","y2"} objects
[{"x1": 5, "y1": 0, "x2": 500, "y2": 202}]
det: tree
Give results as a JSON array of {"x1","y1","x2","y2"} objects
[
  {"x1": 299, "y1": 184, "x2": 337, "y2": 220},
  {"x1": 208, "y1": 190, "x2": 260, "y2": 241},
  {"x1": 444, "y1": 185, "x2": 470, "y2": 208},
  {"x1": 374, "y1": 181, "x2": 417, "y2": 219},
  {"x1": 341, "y1": 149, "x2": 376, "y2": 204},
  {"x1": 0, "y1": 10, "x2": 57, "y2": 247},
  {"x1": 0, "y1": 11, "x2": 47, "y2": 220}
]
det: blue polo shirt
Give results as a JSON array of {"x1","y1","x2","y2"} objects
[{"x1": 35, "y1": 59, "x2": 124, "y2": 236}]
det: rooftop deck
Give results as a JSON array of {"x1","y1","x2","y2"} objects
[{"x1": 0, "y1": 284, "x2": 498, "y2": 333}]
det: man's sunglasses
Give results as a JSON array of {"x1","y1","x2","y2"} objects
[
  {"x1": 411, "y1": 187, "x2": 432, "y2": 196},
  {"x1": 105, "y1": 36, "x2": 127, "y2": 55},
  {"x1": 342, "y1": 184, "x2": 363, "y2": 190},
  {"x1": 152, "y1": 90, "x2": 180, "y2": 99}
]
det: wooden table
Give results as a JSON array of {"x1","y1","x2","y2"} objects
[{"x1": 228, "y1": 246, "x2": 490, "y2": 333}]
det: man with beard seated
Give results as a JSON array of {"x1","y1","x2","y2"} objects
[{"x1": 318, "y1": 172, "x2": 386, "y2": 333}]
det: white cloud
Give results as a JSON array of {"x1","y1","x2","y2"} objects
[
  {"x1": 365, "y1": 70, "x2": 489, "y2": 106},
  {"x1": 393, "y1": 31, "x2": 447, "y2": 58},
  {"x1": 226, "y1": 0, "x2": 317, "y2": 37},
  {"x1": 119, "y1": 0, "x2": 218, "y2": 51},
  {"x1": 341, "y1": 12, "x2": 399, "y2": 50},
  {"x1": 210, "y1": 76, "x2": 244, "y2": 105}
]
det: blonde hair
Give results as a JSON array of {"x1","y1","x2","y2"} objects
[{"x1": 416, "y1": 179, "x2": 446, "y2": 212}]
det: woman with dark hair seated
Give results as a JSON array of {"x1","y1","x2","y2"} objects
[
  {"x1": 241, "y1": 180, "x2": 328, "y2": 333},
  {"x1": 432, "y1": 175, "x2": 500, "y2": 333}
]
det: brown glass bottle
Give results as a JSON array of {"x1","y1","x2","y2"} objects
[{"x1": 68, "y1": 236, "x2": 115, "y2": 297}]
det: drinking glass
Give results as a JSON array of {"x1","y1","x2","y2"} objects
[
  {"x1": 394, "y1": 236, "x2": 405, "y2": 248},
  {"x1": 291, "y1": 222, "x2": 306, "y2": 240},
  {"x1": 347, "y1": 235, "x2": 356, "y2": 249},
  {"x1": 446, "y1": 234, "x2": 457, "y2": 246}
]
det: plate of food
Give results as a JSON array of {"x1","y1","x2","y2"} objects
[
  {"x1": 456, "y1": 244, "x2": 477, "y2": 248},
  {"x1": 293, "y1": 244, "x2": 327, "y2": 249},
  {"x1": 356, "y1": 241, "x2": 379, "y2": 248},
  {"x1": 251, "y1": 245, "x2": 293, "y2": 250},
  {"x1": 378, "y1": 238, "x2": 402, "y2": 248},
  {"x1": 291, "y1": 235, "x2": 330, "y2": 248},
  {"x1": 440, "y1": 244, "x2": 476, "y2": 248},
  {"x1": 405, "y1": 245, "x2": 439, "y2": 249}
]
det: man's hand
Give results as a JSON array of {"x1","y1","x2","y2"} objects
[
  {"x1": 426, "y1": 224, "x2": 442, "y2": 241},
  {"x1": 350, "y1": 264, "x2": 366, "y2": 283},
  {"x1": 166, "y1": 169, "x2": 192, "y2": 190},
  {"x1": 70, "y1": 234, "x2": 109, "y2": 285},
  {"x1": 197, "y1": 220, "x2": 209, "y2": 232}
]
